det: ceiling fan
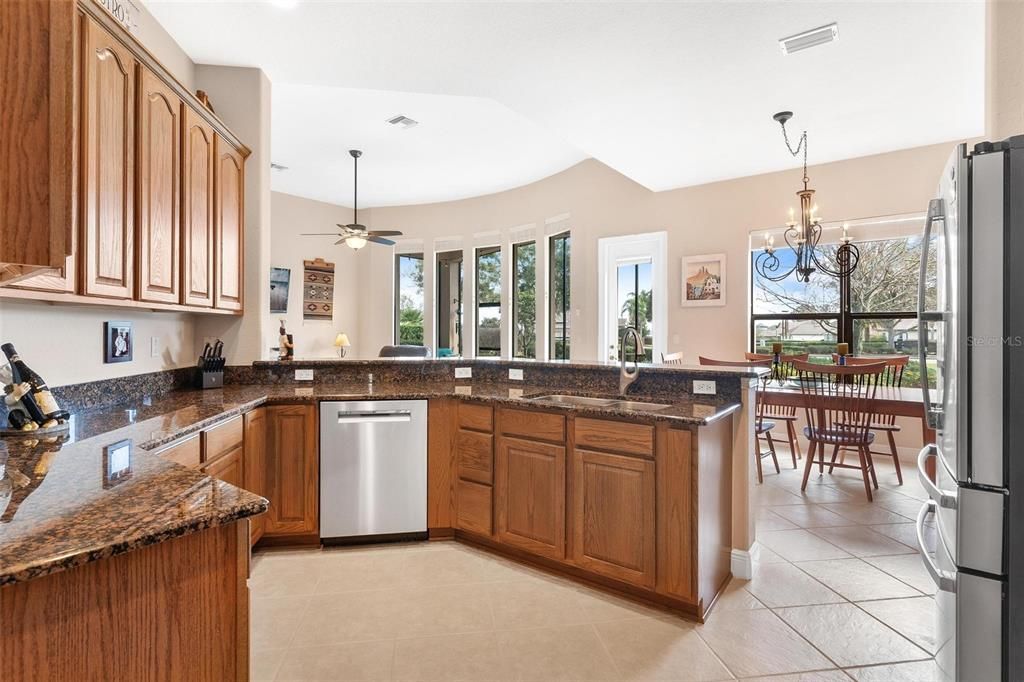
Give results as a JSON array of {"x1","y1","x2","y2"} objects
[{"x1": 300, "y1": 149, "x2": 402, "y2": 250}]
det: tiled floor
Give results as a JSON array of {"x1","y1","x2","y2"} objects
[{"x1": 249, "y1": 454, "x2": 940, "y2": 681}]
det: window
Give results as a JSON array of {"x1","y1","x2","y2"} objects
[
  {"x1": 475, "y1": 247, "x2": 502, "y2": 356},
  {"x1": 394, "y1": 253, "x2": 424, "y2": 345},
  {"x1": 750, "y1": 219, "x2": 937, "y2": 387},
  {"x1": 616, "y1": 261, "x2": 654, "y2": 362},
  {"x1": 598, "y1": 232, "x2": 667, "y2": 363},
  {"x1": 512, "y1": 241, "x2": 536, "y2": 358},
  {"x1": 550, "y1": 232, "x2": 571, "y2": 360},
  {"x1": 436, "y1": 251, "x2": 464, "y2": 356}
]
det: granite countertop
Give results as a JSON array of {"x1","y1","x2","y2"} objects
[{"x1": 0, "y1": 380, "x2": 739, "y2": 586}]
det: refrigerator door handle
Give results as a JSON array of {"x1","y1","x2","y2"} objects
[
  {"x1": 917, "y1": 500, "x2": 957, "y2": 593},
  {"x1": 917, "y1": 444, "x2": 957, "y2": 509},
  {"x1": 917, "y1": 197, "x2": 945, "y2": 431}
]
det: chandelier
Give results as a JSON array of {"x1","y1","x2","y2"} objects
[{"x1": 755, "y1": 111, "x2": 859, "y2": 283}]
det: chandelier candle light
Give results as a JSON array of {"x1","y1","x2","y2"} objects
[{"x1": 755, "y1": 111, "x2": 859, "y2": 283}]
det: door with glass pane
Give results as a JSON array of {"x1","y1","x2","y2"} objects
[
  {"x1": 437, "y1": 251, "x2": 463, "y2": 356},
  {"x1": 616, "y1": 260, "x2": 654, "y2": 362}
]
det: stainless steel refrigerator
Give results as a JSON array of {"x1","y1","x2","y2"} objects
[{"x1": 916, "y1": 137, "x2": 1024, "y2": 682}]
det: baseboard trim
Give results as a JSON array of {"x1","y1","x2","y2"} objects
[{"x1": 731, "y1": 549, "x2": 752, "y2": 580}]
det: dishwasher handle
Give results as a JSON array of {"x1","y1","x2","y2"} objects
[{"x1": 336, "y1": 410, "x2": 413, "y2": 424}]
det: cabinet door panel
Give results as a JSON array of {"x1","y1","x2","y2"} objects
[
  {"x1": 571, "y1": 449, "x2": 656, "y2": 588},
  {"x1": 456, "y1": 430, "x2": 493, "y2": 485},
  {"x1": 81, "y1": 15, "x2": 134, "y2": 299},
  {"x1": 495, "y1": 436, "x2": 565, "y2": 560},
  {"x1": 264, "y1": 404, "x2": 317, "y2": 537},
  {"x1": 181, "y1": 107, "x2": 215, "y2": 307},
  {"x1": 456, "y1": 479, "x2": 493, "y2": 537},
  {"x1": 244, "y1": 408, "x2": 267, "y2": 545},
  {"x1": 203, "y1": 447, "x2": 243, "y2": 488},
  {"x1": 214, "y1": 136, "x2": 243, "y2": 311},
  {"x1": 136, "y1": 67, "x2": 180, "y2": 303}
]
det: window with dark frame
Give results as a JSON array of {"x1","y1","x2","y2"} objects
[
  {"x1": 475, "y1": 246, "x2": 502, "y2": 357},
  {"x1": 512, "y1": 241, "x2": 536, "y2": 359},
  {"x1": 549, "y1": 232, "x2": 571, "y2": 360},
  {"x1": 394, "y1": 253, "x2": 425, "y2": 346}
]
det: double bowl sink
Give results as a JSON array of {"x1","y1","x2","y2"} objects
[{"x1": 527, "y1": 394, "x2": 672, "y2": 412}]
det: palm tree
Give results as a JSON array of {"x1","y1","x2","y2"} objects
[{"x1": 621, "y1": 290, "x2": 652, "y2": 337}]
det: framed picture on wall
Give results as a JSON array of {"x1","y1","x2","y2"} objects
[
  {"x1": 104, "y1": 321, "x2": 133, "y2": 363},
  {"x1": 681, "y1": 253, "x2": 726, "y2": 307}
]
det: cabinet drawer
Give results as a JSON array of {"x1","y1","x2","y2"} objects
[
  {"x1": 498, "y1": 408, "x2": 565, "y2": 443},
  {"x1": 457, "y1": 430, "x2": 493, "y2": 485},
  {"x1": 456, "y1": 479, "x2": 493, "y2": 536},
  {"x1": 575, "y1": 418, "x2": 654, "y2": 457},
  {"x1": 202, "y1": 415, "x2": 243, "y2": 463},
  {"x1": 157, "y1": 434, "x2": 201, "y2": 469},
  {"x1": 457, "y1": 402, "x2": 493, "y2": 432}
]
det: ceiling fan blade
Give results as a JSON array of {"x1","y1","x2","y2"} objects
[
  {"x1": 336, "y1": 223, "x2": 367, "y2": 231},
  {"x1": 301, "y1": 232, "x2": 342, "y2": 236},
  {"x1": 366, "y1": 235, "x2": 396, "y2": 246},
  {"x1": 334, "y1": 238, "x2": 347, "y2": 245},
  {"x1": 366, "y1": 230, "x2": 403, "y2": 237}
]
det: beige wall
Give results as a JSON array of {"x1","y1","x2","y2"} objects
[
  {"x1": 270, "y1": 192, "x2": 360, "y2": 358},
  {"x1": 133, "y1": 0, "x2": 196, "y2": 91},
  {"x1": 987, "y1": 0, "x2": 1024, "y2": 140}
]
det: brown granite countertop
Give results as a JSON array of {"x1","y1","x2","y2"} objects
[{"x1": 0, "y1": 381, "x2": 738, "y2": 586}]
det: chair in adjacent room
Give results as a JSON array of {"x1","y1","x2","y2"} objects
[
  {"x1": 661, "y1": 351, "x2": 684, "y2": 365},
  {"x1": 745, "y1": 351, "x2": 810, "y2": 466},
  {"x1": 793, "y1": 360, "x2": 886, "y2": 501}
]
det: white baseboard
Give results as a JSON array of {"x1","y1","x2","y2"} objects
[{"x1": 731, "y1": 549, "x2": 752, "y2": 580}]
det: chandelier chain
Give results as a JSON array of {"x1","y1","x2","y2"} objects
[{"x1": 779, "y1": 120, "x2": 809, "y2": 185}]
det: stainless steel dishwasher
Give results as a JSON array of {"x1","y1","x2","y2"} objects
[{"x1": 319, "y1": 400, "x2": 428, "y2": 543}]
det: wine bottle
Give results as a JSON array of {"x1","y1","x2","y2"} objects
[{"x1": 1, "y1": 344, "x2": 67, "y2": 423}]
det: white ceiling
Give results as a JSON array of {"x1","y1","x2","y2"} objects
[{"x1": 146, "y1": 1, "x2": 986, "y2": 207}]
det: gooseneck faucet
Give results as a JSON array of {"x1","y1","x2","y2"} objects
[{"x1": 619, "y1": 326, "x2": 646, "y2": 396}]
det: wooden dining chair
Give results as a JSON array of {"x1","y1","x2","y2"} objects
[
  {"x1": 793, "y1": 360, "x2": 887, "y2": 501},
  {"x1": 744, "y1": 352, "x2": 810, "y2": 466},
  {"x1": 698, "y1": 357, "x2": 780, "y2": 483},
  {"x1": 661, "y1": 351, "x2": 684, "y2": 365},
  {"x1": 829, "y1": 355, "x2": 909, "y2": 485}
]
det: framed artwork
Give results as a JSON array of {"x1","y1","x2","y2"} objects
[
  {"x1": 270, "y1": 267, "x2": 291, "y2": 314},
  {"x1": 104, "y1": 320, "x2": 133, "y2": 363},
  {"x1": 681, "y1": 253, "x2": 726, "y2": 307}
]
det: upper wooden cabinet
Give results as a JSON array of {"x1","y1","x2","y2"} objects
[
  {"x1": 495, "y1": 434, "x2": 566, "y2": 561},
  {"x1": 80, "y1": 14, "x2": 135, "y2": 299},
  {"x1": 264, "y1": 404, "x2": 318, "y2": 539},
  {"x1": 136, "y1": 66, "x2": 181, "y2": 304},
  {"x1": 0, "y1": 0, "x2": 74, "y2": 282},
  {"x1": 214, "y1": 136, "x2": 244, "y2": 311},
  {"x1": 181, "y1": 107, "x2": 216, "y2": 307}
]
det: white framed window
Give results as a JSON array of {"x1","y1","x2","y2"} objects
[{"x1": 597, "y1": 232, "x2": 668, "y2": 362}]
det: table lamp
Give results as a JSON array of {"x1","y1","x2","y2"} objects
[{"x1": 334, "y1": 333, "x2": 351, "y2": 358}]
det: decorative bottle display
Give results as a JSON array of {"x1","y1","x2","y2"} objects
[
  {"x1": 278, "y1": 321, "x2": 295, "y2": 360},
  {"x1": 1, "y1": 343, "x2": 70, "y2": 432}
]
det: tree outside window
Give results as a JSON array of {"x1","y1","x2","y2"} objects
[
  {"x1": 512, "y1": 242, "x2": 536, "y2": 358},
  {"x1": 395, "y1": 254, "x2": 424, "y2": 345}
]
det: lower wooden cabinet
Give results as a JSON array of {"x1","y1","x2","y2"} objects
[
  {"x1": 570, "y1": 448, "x2": 656, "y2": 589},
  {"x1": 203, "y1": 446, "x2": 243, "y2": 488},
  {"x1": 455, "y1": 479, "x2": 493, "y2": 536},
  {"x1": 495, "y1": 435, "x2": 566, "y2": 560},
  {"x1": 244, "y1": 407, "x2": 267, "y2": 545},
  {"x1": 263, "y1": 404, "x2": 318, "y2": 538}
]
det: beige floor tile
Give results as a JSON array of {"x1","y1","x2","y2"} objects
[
  {"x1": 863, "y1": 555, "x2": 937, "y2": 596},
  {"x1": 820, "y1": 504, "x2": 914, "y2": 526},
  {"x1": 594, "y1": 617, "x2": 734, "y2": 681},
  {"x1": 879, "y1": 476, "x2": 930, "y2": 501},
  {"x1": 487, "y1": 579, "x2": 590, "y2": 629},
  {"x1": 251, "y1": 596, "x2": 311, "y2": 650},
  {"x1": 394, "y1": 583, "x2": 496, "y2": 638},
  {"x1": 775, "y1": 604, "x2": 930, "y2": 668},
  {"x1": 250, "y1": 553, "x2": 325, "y2": 598},
  {"x1": 754, "y1": 485, "x2": 809, "y2": 507},
  {"x1": 495, "y1": 624, "x2": 621, "y2": 681},
  {"x1": 393, "y1": 631, "x2": 508, "y2": 682},
  {"x1": 750, "y1": 542, "x2": 788, "y2": 564},
  {"x1": 757, "y1": 508, "x2": 800, "y2": 531},
  {"x1": 743, "y1": 561, "x2": 843, "y2": 608},
  {"x1": 311, "y1": 550, "x2": 383, "y2": 594},
  {"x1": 695, "y1": 609, "x2": 832, "y2": 678},
  {"x1": 857, "y1": 597, "x2": 937, "y2": 655},
  {"x1": 872, "y1": 496, "x2": 928, "y2": 519},
  {"x1": 711, "y1": 579, "x2": 765, "y2": 611},
  {"x1": 807, "y1": 526, "x2": 917, "y2": 558},
  {"x1": 739, "y1": 671, "x2": 851, "y2": 682},
  {"x1": 789, "y1": 484, "x2": 860, "y2": 505},
  {"x1": 573, "y1": 585, "x2": 667, "y2": 623},
  {"x1": 250, "y1": 647, "x2": 287, "y2": 681},
  {"x1": 756, "y1": 530, "x2": 851, "y2": 562},
  {"x1": 794, "y1": 559, "x2": 921, "y2": 602},
  {"x1": 843, "y1": 660, "x2": 941, "y2": 682},
  {"x1": 292, "y1": 589, "x2": 407, "y2": 646},
  {"x1": 866, "y1": 523, "x2": 932, "y2": 553},
  {"x1": 275, "y1": 640, "x2": 395, "y2": 681},
  {"x1": 767, "y1": 505, "x2": 858, "y2": 529}
]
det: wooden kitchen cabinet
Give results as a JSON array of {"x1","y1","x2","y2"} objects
[
  {"x1": 571, "y1": 448, "x2": 656, "y2": 589},
  {"x1": 495, "y1": 434, "x2": 566, "y2": 560},
  {"x1": 80, "y1": 14, "x2": 135, "y2": 299},
  {"x1": 181, "y1": 107, "x2": 216, "y2": 307},
  {"x1": 213, "y1": 136, "x2": 244, "y2": 311},
  {"x1": 264, "y1": 404, "x2": 318, "y2": 539},
  {"x1": 203, "y1": 447, "x2": 243, "y2": 488},
  {"x1": 157, "y1": 434, "x2": 202, "y2": 469},
  {"x1": 135, "y1": 65, "x2": 181, "y2": 304},
  {"x1": 244, "y1": 408, "x2": 267, "y2": 546}
]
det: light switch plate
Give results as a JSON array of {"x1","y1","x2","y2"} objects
[
  {"x1": 455, "y1": 367, "x2": 472, "y2": 379},
  {"x1": 508, "y1": 368, "x2": 524, "y2": 381},
  {"x1": 693, "y1": 379, "x2": 716, "y2": 395},
  {"x1": 150, "y1": 337, "x2": 160, "y2": 357},
  {"x1": 295, "y1": 369, "x2": 314, "y2": 381}
]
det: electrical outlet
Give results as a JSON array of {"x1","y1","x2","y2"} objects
[
  {"x1": 508, "y1": 388, "x2": 524, "y2": 399},
  {"x1": 295, "y1": 369, "x2": 314, "y2": 381},
  {"x1": 455, "y1": 367, "x2": 472, "y2": 379},
  {"x1": 150, "y1": 337, "x2": 160, "y2": 357},
  {"x1": 508, "y1": 368, "x2": 524, "y2": 381},
  {"x1": 693, "y1": 379, "x2": 717, "y2": 395}
]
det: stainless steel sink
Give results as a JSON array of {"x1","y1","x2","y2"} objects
[
  {"x1": 610, "y1": 400, "x2": 672, "y2": 412},
  {"x1": 528, "y1": 394, "x2": 618, "y2": 407}
]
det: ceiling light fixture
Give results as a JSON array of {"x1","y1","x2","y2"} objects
[
  {"x1": 779, "y1": 22, "x2": 839, "y2": 55},
  {"x1": 755, "y1": 111, "x2": 859, "y2": 283}
]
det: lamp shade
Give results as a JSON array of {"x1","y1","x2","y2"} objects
[{"x1": 334, "y1": 333, "x2": 351, "y2": 348}]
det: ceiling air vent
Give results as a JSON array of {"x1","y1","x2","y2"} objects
[
  {"x1": 779, "y1": 22, "x2": 839, "y2": 55},
  {"x1": 386, "y1": 115, "x2": 419, "y2": 129},
  {"x1": 270, "y1": 162, "x2": 289, "y2": 171}
]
